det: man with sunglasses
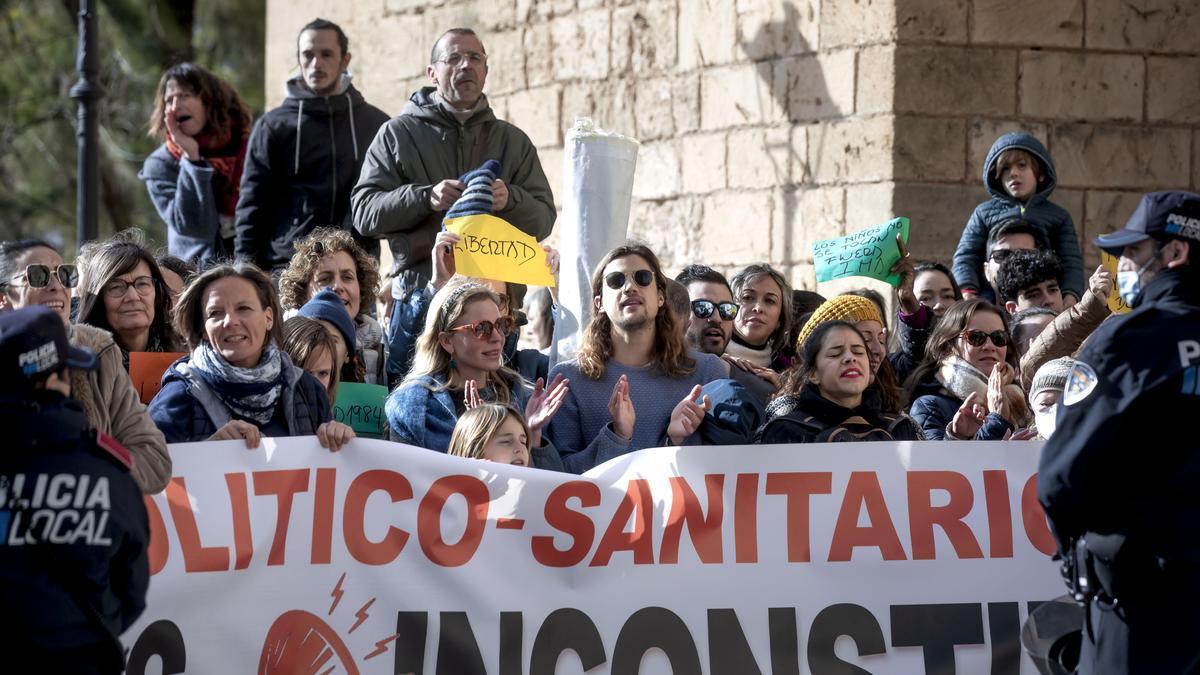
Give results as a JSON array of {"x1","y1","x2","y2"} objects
[
  {"x1": 1039, "y1": 191, "x2": 1200, "y2": 674},
  {"x1": 352, "y1": 27, "x2": 555, "y2": 299},
  {"x1": 961, "y1": 218, "x2": 1050, "y2": 305},
  {"x1": 676, "y1": 264, "x2": 776, "y2": 406}
]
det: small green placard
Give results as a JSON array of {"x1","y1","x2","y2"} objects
[
  {"x1": 813, "y1": 217, "x2": 911, "y2": 286},
  {"x1": 332, "y1": 382, "x2": 389, "y2": 439}
]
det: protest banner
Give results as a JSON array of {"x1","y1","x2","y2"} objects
[
  {"x1": 444, "y1": 214, "x2": 555, "y2": 287},
  {"x1": 332, "y1": 382, "x2": 388, "y2": 439},
  {"x1": 1100, "y1": 251, "x2": 1132, "y2": 315},
  {"x1": 123, "y1": 438, "x2": 1063, "y2": 674},
  {"x1": 814, "y1": 217, "x2": 911, "y2": 286},
  {"x1": 128, "y1": 351, "x2": 186, "y2": 404}
]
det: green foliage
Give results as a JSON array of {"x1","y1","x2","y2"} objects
[{"x1": 0, "y1": 0, "x2": 264, "y2": 255}]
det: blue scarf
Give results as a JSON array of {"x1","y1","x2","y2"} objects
[{"x1": 190, "y1": 341, "x2": 286, "y2": 425}]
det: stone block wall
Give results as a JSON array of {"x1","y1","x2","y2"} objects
[{"x1": 266, "y1": 0, "x2": 1200, "y2": 293}]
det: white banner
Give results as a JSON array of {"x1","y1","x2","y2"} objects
[{"x1": 124, "y1": 438, "x2": 1063, "y2": 674}]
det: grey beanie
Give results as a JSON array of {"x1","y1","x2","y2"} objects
[{"x1": 1030, "y1": 357, "x2": 1074, "y2": 397}]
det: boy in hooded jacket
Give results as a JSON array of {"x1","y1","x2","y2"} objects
[{"x1": 953, "y1": 132, "x2": 1084, "y2": 305}]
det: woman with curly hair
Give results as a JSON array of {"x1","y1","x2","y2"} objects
[
  {"x1": 278, "y1": 227, "x2": 386, "y2": 385},
  {"x1": 139, "y1": 63, "x2": 253, "y2": 267}
]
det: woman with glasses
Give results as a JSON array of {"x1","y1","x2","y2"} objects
[
  {"x1": 905, "y1": 299, "x2": 1031, "y2": 440},
  {"x1": 385, "y1": 278, "x2": 567, "y2": 470},
  {"x1": 149, "y1": 262, "x2": 354, "y2": 451},
  {"x1": 77, "y1": 239, "x2": 184, "y2": 370},
  {"x1": 0, "y1": 239, "x2": 171, "y2": 493},
  {"x1": 756, "y1": 321, "x2": 922, "y2": 443}
]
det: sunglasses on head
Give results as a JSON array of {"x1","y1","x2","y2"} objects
[
  {"x1": 691, "y1": 299, "x2": 739, "y2": 321},
  {"x1": 604, "y1": 269, "x2": 654, "y2": 290},
  {"x1": 11, "y1": 264, "x2": 79, "y2": 289},
  {"x1": 960, "y1": 329, "x2": 1008, "y2": 348},
  {"x1": 446, "y1": 316, "x2": 516, "y2": 340}
]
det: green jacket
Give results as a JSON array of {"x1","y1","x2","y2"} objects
[{"x1": 351, "y1": 87, "x2": 556, "y2": 281}]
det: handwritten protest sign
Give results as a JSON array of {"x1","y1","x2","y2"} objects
[
  {"x1": 813, "y1": 217, "x2": 910, "y2": 286},
  {"x1": 1100, "y1": 251, "x2": 1132, "y2": 315},
  {"x1": 129, "y1": 351, "x2": 186, "y2": 404},
  {"x1": 332, "y1": 382, "x2": 388, "y2": 439},
  {"x1": 444, "y1": 214, "x2": 555, "y2": 287}
]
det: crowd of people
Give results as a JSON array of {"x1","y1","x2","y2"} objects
[{"x1": 3, "y1": 15, "x2": 1198, "y2": 675}]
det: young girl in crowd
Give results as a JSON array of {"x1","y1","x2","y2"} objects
[
  {"x1": 447, "y1": 404, "x2": 532, "y2": 467},
  {"x1": 282, "y1": 316, "x2": 342, "y2": 405},
  {"x1": 139, "y1": 63, "x2": 252, "y2": 267},
  {"x1": 385, "y1": 278, "x2": 566, "y2": 470},
  {"x1": 906, "y1": 299, "x2": 1030, "y2": 440},
  {"x1": 756, "y1": 321, "x2": 922, "y2": 443}
]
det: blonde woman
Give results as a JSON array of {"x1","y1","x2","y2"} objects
[
  {"x1": 384, "y1": 278, "x2": 567, "y2": 470},
  {"x1": 447, "y1": 404, "x2": 532, "y2": 467}
]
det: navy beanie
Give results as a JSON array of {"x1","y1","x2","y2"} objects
[
  {"x1": 444, "y1": 159, "x2": 500, "y2": 220},
  {"x1": 299, "y1": 288, "x2": 356, "y2": 355}
]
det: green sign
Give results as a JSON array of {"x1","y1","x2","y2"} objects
[
  {"x1": 332, "y1": 382, "x2": 389, "y2": 439},
  {"x1": 813, "y1": 217, "x2": 910, "y2": 286}
]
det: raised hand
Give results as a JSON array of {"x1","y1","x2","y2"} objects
[
  {"x1": 948, "y1": 391, "x2": 986, "y2": 439},
  {"x1": 432, "y1": 230, "x2": 461, "y2": 290},
  {"x1": 608, "y1": 374, "x2": 635, "y2": 441},
  {"x1": 1089, "y1": 264, "x2": 1113, "y2": 301},
  {"x1": 525, "y1": 373, "x2": 569, "y2": 448},
  {"x1": 987, "y1": 363, "x2": 1013, "y2": 424},
  {"x1": 667, "y1": 384, "x2": 712, "y2": 446},
  {"x1": 891, "y1": 234, "x2": 919, "y2": 314},
  {"x1": 463, "y1": 378, "x2": 482, "y2": 411}
]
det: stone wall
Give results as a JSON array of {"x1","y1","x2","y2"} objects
[{"x1": 265, "y1": 0, "x2": 1200, "y2": 292}]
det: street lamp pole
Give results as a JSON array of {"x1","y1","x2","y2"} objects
[{"x1": 69, "y1": 0, "x2": 103, "y2": 250}]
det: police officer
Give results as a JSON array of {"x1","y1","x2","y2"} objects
[
  {"x1": 0, "y1": 306, "x2": 149, "y2": 673},
  {"x1": 1039, "y1": 190, "x2": 1200, "y2": 674}
]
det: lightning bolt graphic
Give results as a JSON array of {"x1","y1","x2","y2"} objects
[
  {"x1": 349, "y1": 597, "x2": 376, "y2": 634},
  {"x1": 328, "y1": 572, "x2": 346, "y2": 616},
  {"x1": 364, "y1": 633, "x2": 398, "y2": 661}
]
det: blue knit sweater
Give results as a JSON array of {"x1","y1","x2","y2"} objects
[{"x1": 546, "y1": 351, "x2": 727, "y2": 473}]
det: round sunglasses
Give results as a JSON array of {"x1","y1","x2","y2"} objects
[
  {"x1": 445, "y1": 316, "x2": 516, "y2": 340},
  {"x1": 9, "y1": 264, "x2": 79, "y2": 289},
  {"x1": 691, "y1": 299, "x2": 739, "y2": 321},
  {"x1": 959, "y1": 329, "x2": 1008, "y2": 348},
  {"x1": 604, "y1": 269, "x2": 653, "y2": 290}
]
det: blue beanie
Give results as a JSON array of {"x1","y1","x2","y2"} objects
[
  {"x1": 444, "y1": 159, "x2": 501, "y2": 220},
  {"x1": 298, "y1": 288, "x2": 356, "y2": 355}
]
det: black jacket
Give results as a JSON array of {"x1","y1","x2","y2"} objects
[
  {"x1": 235, "y1": 75, "x2": 389, "y2": 270},
  {"x1": 756, "y1": 384, "x2": 923, "y2": 444},
  {"x1": 1038, "y1": 265, "x2": 1200, "y2": 673},
  {"x1": 0, "y1": 391, "x2": 148, "y2": 666}
]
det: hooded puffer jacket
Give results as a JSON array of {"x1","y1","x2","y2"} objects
[
  {"x1": 951, "y1": 132, "x2": 1083, "y2": 300},
  {"x1": 234, "y1": 74, "x2": 389, "y2": 271}
]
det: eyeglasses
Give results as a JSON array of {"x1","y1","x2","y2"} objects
[
  {"x1": 960, "y1": 329, "x2": 1008, "y2": 348},
  {"x1": 9, "y1": 264, "x2": 79, "y2": 289},
  {"x1": 604, "y1": 269, "x2": 654, "y2": 290},
  {"x1": 436, "y1": 51, "x2": 487, "y2": 67},
  {"x1": 103, "y1": 276, "x2": 156, "y2": 299},
  {"x1": 691, "y1": 299, "x2": 739, "y2": 321},
  {"x1": 988, "y1": 248, "x2": 1023, "y2": 264},
  {"x1": 446, "y1": 316, "x2": 515, "y2": 340}
]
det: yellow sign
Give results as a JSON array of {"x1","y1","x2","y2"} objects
[
  {"x1": 1099, "y1": 251, "x2": 1131, "y2": 315},
  {"x1": 443, "y1": 214, "x2": 556, "y2": 287}
]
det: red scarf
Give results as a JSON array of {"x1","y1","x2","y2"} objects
[{"x1": 166, "y1": 126, "x2": 249, "y2": 218}]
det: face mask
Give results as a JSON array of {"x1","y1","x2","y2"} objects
[
  {"x1": 1117, "y1": 245, "x2": 1164, "y2": 306},
  {"x1": 1034, "y1": 405, "x2": 1059, "y2": 439}
]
